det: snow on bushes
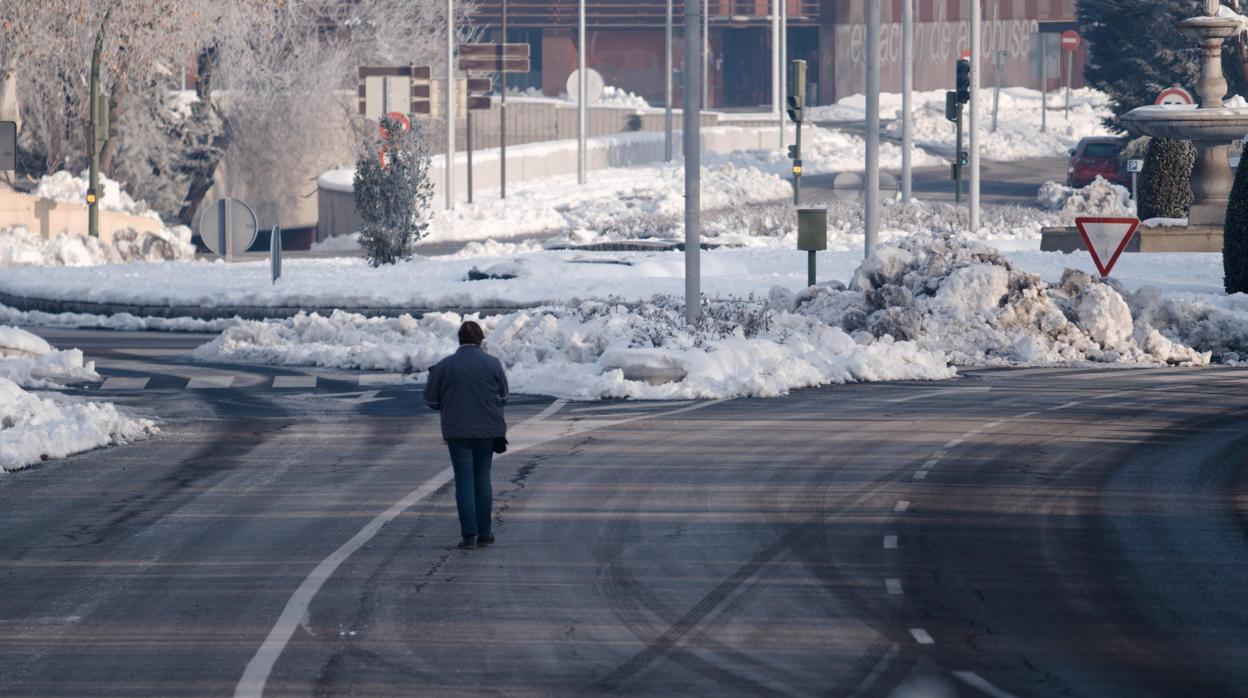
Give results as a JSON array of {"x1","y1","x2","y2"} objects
[
  {"x1": 34, "y1": 171, "x2": 160, "y2": 219},
  {"x1": 0, "y1": 325, "x2": 155, "y2": 472},
  {"x1": 1037, "y1": 177, "x2": 1133, "y2": 217},
  {"x1": 792, "y1": 234, "x2": 1209, "y2": 366},
  {"x1": 0, "y1": 225, "x2": 196, "y2": 267}
]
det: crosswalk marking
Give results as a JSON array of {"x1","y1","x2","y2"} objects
[
  {"x1": 187, "y1": 375, "x2": 235, "y2": 389},
  {"x1": 273, "y1": 375, "x2": 317, "y2": 389},
  {"x1": 100, "y1": 377, "x2": 150, "y2": 390},
  {"x1": 358, "y1": 373, "x2": 403, "y2": 386}
]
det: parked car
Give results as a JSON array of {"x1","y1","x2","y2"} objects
[{"x1": 1067, "y1": 136, "x2": 1129, "y2": 188}]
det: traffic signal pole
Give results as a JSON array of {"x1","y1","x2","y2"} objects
[
  {"x1": 969, "y1": 0, "x2": 981, "y2": 233},
  {"x1": 864, "y1": 0, "x2": 880, "y2": 255}
]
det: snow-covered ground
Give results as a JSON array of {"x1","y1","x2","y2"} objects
[
  {"x1": 806, "y1": 87, "x2": 1115, "y2": 160},
  {"x1": 189, "y1": 234, "x2": 1240, "y2": 400},
  {"x1": 0, "y1": 326, "x2": 155, "y2": 472}
]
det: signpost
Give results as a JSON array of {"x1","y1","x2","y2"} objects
[
  {"x1": 270, "y1": 226, "x2": 282, "y2": 285},
  {"x1": 1127, "y1": 158, "x2": 1144, "y2": 202},
  {"x1": 1075, "y1": 216, "x2": 1140, "y2": 276},
  {"x1": 1156, "y1": 86, "x2": 1195, "y2": 106},
  {"x1": 458, "y1": 43, "x2": 530, "y2": 200},
  {"x1": 357, "y1": 66, "x2": 432, "y2": 118},
  {"x1": 1060, "y1": 30, "x2": 1080, "y2": 120},
  {"x1": 462, "y1": 76, "x2": 493, "y2": 203},
  {"x1": 198, "y1": 198, "x2": 259, "y2": 261}
]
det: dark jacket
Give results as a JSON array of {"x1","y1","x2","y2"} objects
[{"x1": 423, "y1": 344, "x2": 509, "y2": 440}]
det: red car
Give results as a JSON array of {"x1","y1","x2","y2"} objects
[{"x1": 1067, "y1": 137, "x2": 1129, "y2": 188}]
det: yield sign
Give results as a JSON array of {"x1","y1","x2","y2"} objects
[{"x1": 1075, "y1": 217, "x2": 1140, "y2": 276}]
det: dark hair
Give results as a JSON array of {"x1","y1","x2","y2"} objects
[{"x1": 458, "y1": 320, "x2": 485, "y2": 346}]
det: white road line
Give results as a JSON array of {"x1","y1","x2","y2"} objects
[
  {"x1": 235, "y1": 397, "x2": 727, "y2": 698},
  {"x1": 894, "y1": 500, "x2": 911, "y2": 513},
  {"x1": 921, "y1": 459, "x2": 939, "y2": 469},
  {"x1": 885, "y1": 386, "x2": 991, "y2": 403},
  {"x1": 358, "y1": 373, "x2": 403, "y2": 386},
  {"x1": 100, "y1": 377, "x2": 149, "y2": 390},
  {"x1": 1050, "y1": 401, "x2": 1082, "y2": 411},
  {"x1": 1014, "y1": 411, "x2": 1039, "y2": 419},
  {"x1": 886, "y1": 578, "x2": 903, "y2": 595},
  {"x1": 272, "y1": 375, "x2": 316, "y2": 389},
  {"x1": 912, "y1": 470, "x2": 929, "y2": 480},
  {"x1": 952, "y1": 670, "x2": 1020, "y2": 698},
  {"x1": 944, "y1": 437, "x2": 965, "y2": 449},
  {"x1": 187, "y1": 376, "x2": 234, "y2": 389},
  {"x1": 883, "y1": 535, "x2": 898, "y2": 549},
  {"x1": 983, "y1": 420, "x2": 1003, "y2": 428},
  {"x1": 909, "y1": 627, "x2": 935, "y2": 645}
]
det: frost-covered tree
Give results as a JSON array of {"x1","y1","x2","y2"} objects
[
  {"x1": 1079, "y1": 0, "x2": 1248, "y2": 128},
  {"x1": 352, "y1": 115, "x2": 434, "y2": 266},
  {"x1": 1225, "y1": 154, "x2": 1248, "y2": 292}
]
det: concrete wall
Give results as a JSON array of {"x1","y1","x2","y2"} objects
[
  {"x1": 0, "y1": 189, "x2": 163, "y2": 242},
  {"x1": 317, "y1": 124, "x2": 792, "y2": 241}
]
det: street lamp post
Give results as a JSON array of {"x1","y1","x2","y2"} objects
[{"x1": 685, "y1": 0, "x2": 702, "y2": 322}]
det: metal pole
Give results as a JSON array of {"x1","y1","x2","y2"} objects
[
  {"x1": 665, "y1": 0, "x2": 673, "y2": 162},
  {"x1": 578, "y1": 0, "x2": 587, "y2": 185},
  {"x1": 703, "y1": 0, "x2": 709, "y2": 108},
  {"x1": 864, "y1": 0, "x2": 880, "y2": 256},
  {"x1": 969, "y1": 0, "x2": 981, "y2": 232},
  {"x1": 1065, "y1": 48, "x2": 1073, "y2": 119},
  {"x1": 685, "y1": 0, "x2": 702, "y2": 323},
  {"x1": 772, "y1": 0, "x2": 780, "y2": 122},
  {"x1": 501, "y1": 0, "x2": 508, "y2": 199},
  {"x1": 1041, "y1": 35, "x2": 1047, "y2": 133},
  {"x1": 445, "y1": 0, "x2": 455, "y2": 210},
  {"x1": 467, "y1": 108, "x2": 474, "y2": 203},
  {"x1": 88, "y1": 19, "x2": 105, "y2": 239},
  {"x1": 778, "y1": 0, "x2": 786, "y2": 150},
  {"x1": 992, "y1": 51, "x2": 1001, "y2": 132},
  {"x1": 901, "y1": 0, "x2": 914, "y2": 201}
]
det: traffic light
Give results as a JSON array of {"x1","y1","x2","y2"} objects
[
  {"x1": 787, "y1": 59, "x2": 807, "y2": 123},
  {"x1": 788, "y1": 144, "x2": 799, "y2": 160},
  {"x1": 956, "y1": 59, "x2": 971, "y2": 104},
  {"x1": 959, "y1": 151, "x2": 969, "y2": 167},
  {"x1": 945, "y1": 91, "x2": 960, "y2": 122}
]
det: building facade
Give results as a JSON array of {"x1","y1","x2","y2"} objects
[{"x1": 468, "y1": 0, "x2": 1083, "y2": 108}]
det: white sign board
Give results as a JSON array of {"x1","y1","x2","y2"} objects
[
  {"x1": 364, "y1": 76, "x2": 413, "y2": 119},
  {"x1": 1075, "y1": 217, "x2": 1140, "y2": 276},
  {"x1": 566, "y1": 68, "x2": 605, "y2": 105},
  {"x1": 1127, "y1": 159, "x2": 1144, "y2": 173}
]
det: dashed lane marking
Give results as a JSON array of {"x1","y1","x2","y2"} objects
[
  {"x1": 358, "y1": 373, "x2": 403, "y2": 386},
  {"x1": 952, "y1": 670, "x2": 1020, "y2": 698},
  {"x1": 1050, "y1": 400, "x2": 1082, "y2": 411},
  {"x1": 884, "y1": 535, "x2": 898, "y2": 549},
  {"x1": 894, "y1": 500, "x2": 910, "y2": 513},
  {"x1": 100, "y1": 377, "x2": 149, "y2": 390},
  {"x1": 186, "y1": 376, "x2": 234, "y2": 389},
  {"x1": 886, "y1": 578, "x2": 903, "y2": 595},
  {"x1": 272, "y1": 375, "x2": 317, "y2": 389},
  {"x1": 909, "y1": 628, "x2": 935, "y2": 645},
  {"x1": 885, "y1": 386, "x2": 992, "y2": 403},
  {"x1": 912, "y1": 470, "x2": 929, "y2": 480}
]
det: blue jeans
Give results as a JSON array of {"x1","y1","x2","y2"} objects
[{"x1": 447, "y1": 438, "x2": 494, "y2": 538}]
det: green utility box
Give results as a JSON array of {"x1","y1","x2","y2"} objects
[{"x1": 797, "y1": 209, "x2": 827, "y2": 251}]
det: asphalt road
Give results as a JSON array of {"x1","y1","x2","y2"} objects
[
  {"x1": 3, "y1": 328, "x2": 1247, "y2": 697},
  {"x1": 800, "y1": 157, "x2": 1070, "y2": 209}
]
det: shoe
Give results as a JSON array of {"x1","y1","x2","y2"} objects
[
  {"x1": 477, "y1": 534, "x2": 495, "y2": 546},
  {"x1": 456, "y1": 535, "x2": 477, "y2": 550}
]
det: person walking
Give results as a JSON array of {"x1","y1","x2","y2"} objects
[{"x1": 423, "y1": 320, "x2": 509, "y2": 550}]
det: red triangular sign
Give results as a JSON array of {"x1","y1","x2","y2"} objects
[{"x1": 1074, "y1": 217, "x2": 1140, "y2": 277}]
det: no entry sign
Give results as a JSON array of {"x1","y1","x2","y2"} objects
[
  {"x1": 1060, "y1": 30, "x2": 1080, "y2": 51},
  {"x1": 1156, "y1": 86, "x2": 1195, "y2": 106},
  {"x1": 1075, "y1": 217, "x2": 1140, "y2": 276}
]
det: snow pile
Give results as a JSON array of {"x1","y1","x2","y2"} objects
[
  {"x1": 808, "y1": 88, "x2": 1114, "y2": 160},
  {"x1": 716, "y1": 124, "x2": 944, "y2": 178},
  {"x1": 310, "y1": 233, "x2": 363, "y2": 253},
  {"x1": 794, "y1": 234, "x2": 1210, "y2": 366},
  {"x1": 597, "y1": 86, "x2": 650, "y2": 109},
  {"x1": 0, "y1": 303, "x2": 236, "y2": 333},
  {"x1": 0, "y1": 225, "x2": 196, "y2": 267},
  {"x1": 34, "y1": 171, "x2": 160, "y2": 219},
  {"x1": 193, "y1": 300, "x2": 956, "y2": 400},
  {"x1": 1037, "y1": 177, "x2": 1134, "y2": 216},
  {"x1": 0, "y1": 325, "x2": 155, "y2": 472}
]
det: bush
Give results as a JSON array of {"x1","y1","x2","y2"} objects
[
  {"x1": 352, "y1": 115, "x2": 434, "y2": 266},
  {"x1": 1225, "y1": 155, "x2": 1248, "y2": 293},
  {"x1": 1137, "y1": 137, "x2": 1194, "y2": 221}
]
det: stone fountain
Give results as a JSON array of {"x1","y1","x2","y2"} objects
[{"x1": 1043, "y1": 0, "x2": 1248, "y2": 253}]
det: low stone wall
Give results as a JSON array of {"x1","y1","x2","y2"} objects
[
  {"x1": 0, "y1": 189, "x2": 164, "y2": 242},
  {"x1": 317, "y1": 124, "x2": 792, "y2": 241}
]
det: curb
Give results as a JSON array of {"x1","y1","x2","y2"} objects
[{"x1": 0, "y1": 290, "x2": 541, "y2": 322}]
